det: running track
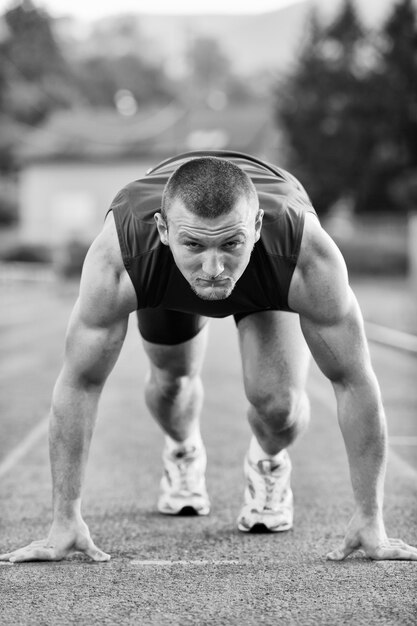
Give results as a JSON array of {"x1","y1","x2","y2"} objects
[{"x1": 0, "y1": 281, "x2": 416, "y2": 625}]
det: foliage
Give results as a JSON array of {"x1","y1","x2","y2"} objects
[
  {"x1": 0, "y1": 0, "x2": 77, "y2": 126},
  {"x1": 0, "y1": 1, "x2": 177, "y2": 173},
  {"x1": 275, "y1": 0, "x2": 417, "y2": 215},
  {"x1": 0, "y1": 0, "x2": 78, "y2": 174}
]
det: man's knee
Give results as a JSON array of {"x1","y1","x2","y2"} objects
[{"x1": 247, "y1": 386, "x2": 310, "y2": 434}]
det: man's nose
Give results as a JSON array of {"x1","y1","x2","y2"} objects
[{"x1": 202, "y1": 250, "x2": 224, "y2": 278}]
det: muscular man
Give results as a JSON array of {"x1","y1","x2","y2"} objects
[{"x1": 1, "y1": 151, "x2": 416, "y2": 563}]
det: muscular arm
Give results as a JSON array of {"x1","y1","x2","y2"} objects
[
  {"x1": 289, "y1": 214, "x2": 416, "y2": 560},
  {"x1": 1, "y1": 214, "x2": 137, "y2": 562},
  {"x1": 50, "y1": 301, "x2": 128, "y2": 522},
  {"x1": 51, "y1": 217, "x2": 135, "y2": 522}
]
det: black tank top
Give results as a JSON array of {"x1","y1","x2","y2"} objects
[{"x1": 109, "y1": 150, "x2": 316, "y2": 317}]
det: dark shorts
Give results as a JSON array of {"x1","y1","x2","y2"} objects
[{"x1": 137, "y1": 308, "x2": 252, "y2": 345}]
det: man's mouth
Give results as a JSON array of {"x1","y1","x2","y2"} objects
[
  {"x1": 196, "y1": 278, "x2": 230, "y2": 287},
  {"x1": 191, "y1": 277, "x2": 234, "y2": 301}
]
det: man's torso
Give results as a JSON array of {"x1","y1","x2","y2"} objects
[{"x1": 109, "y1": 150, "x2": 316, "y2": 317}]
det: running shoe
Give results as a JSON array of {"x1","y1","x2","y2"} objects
[
  {"x1": 237, "y1": 450, "x2": 293, "y2": 532},
  {"x1": 157, "y1": 443, "x2": 210, "y2": 515}
]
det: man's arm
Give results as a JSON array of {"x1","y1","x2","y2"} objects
[
  {"x1": 0, "y1": 214, "x2": 137, "y2": 562},
  {"x1": 289, "y1": 213, "x2": 417, "y2": 561}
]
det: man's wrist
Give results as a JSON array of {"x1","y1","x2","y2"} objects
[
  {"x1": 353, "y1": 505, "x2": 384, "y2": 526},
  {"x1": 53, "y1": 497, "x2": 82, "y2": 523}
]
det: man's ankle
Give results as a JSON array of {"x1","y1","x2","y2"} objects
[
  {"x1": 248, "y1": 435, "x2": 286, "y2": 465},
  {"x1": 165, "y1": 431, "x2": 203, "y2": 453}
]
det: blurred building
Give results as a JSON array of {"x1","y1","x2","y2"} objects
[{"x1": 17, "y1": 101, "x2": 278, "y2": 247}]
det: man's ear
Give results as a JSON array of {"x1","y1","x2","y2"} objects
[
  {"x1": 254, "y1": 208, "x2": 264, "y2": 242},
  {"x1": 154, "y1": 212, "x2": 169, "y2": 245}
]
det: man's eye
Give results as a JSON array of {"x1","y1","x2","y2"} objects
[
  {"x1": 224, "y1": 241, "x2": 241, "y2": 249},
  {"x1": 185, "y1": 242, "x2": 201, "y2": 249}
]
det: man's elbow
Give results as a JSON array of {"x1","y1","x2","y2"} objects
[{"x1": 54, "y1": 365, "x2": 105, "y2": 399}]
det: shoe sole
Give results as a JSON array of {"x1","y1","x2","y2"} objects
[
  {"x1": 158, "y1": 503, "x2": 210, "y2": 516},
  {"x1": 237, "y1": 520, "x2": 293, "y2": 533}
]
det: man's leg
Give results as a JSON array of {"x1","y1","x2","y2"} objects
[
  {"x1": 141, "y1": 325, "x2": 208, "y2": 443},
  {"x1": 236, "y1": 310, "x2": 311, "y2": 531},
  {"x1": 138, "y1": 308, "x2": 210, "y2": 514},
  {"x1": 238, "y1": 310, "x2": 311, "y2": 454}
]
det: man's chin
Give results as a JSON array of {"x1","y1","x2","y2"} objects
[
  {"x1": 195, "y1": 291, "x2": 230, "y2": 301},
  {"x1": 191, "y1": 282, "x2": 234, "y2": 301}
]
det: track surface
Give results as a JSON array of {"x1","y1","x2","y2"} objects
[{"x1": 0, "y1": 279, "x2": 416, "y2": 625}]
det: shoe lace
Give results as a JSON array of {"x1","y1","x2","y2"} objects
[
  {"x1": 171, "y1": 447, "x2": 199, "y2": 492},
  {"x1": 257, "y1": 460, "x2": 288, "y2": 510}
]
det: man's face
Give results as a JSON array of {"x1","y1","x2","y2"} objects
[{"x1": 155, "y1": 197, "x2": 263, "y2": 301}]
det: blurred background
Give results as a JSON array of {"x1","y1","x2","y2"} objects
[
  {"x1": 0, "y1": 0, "x2": 416, "y2": 283},
  {"x1": 1, "y1": 5, "x2": 417, "y2": 613}
]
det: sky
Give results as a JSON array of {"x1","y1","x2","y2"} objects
[{"x1": 0, "y1": 0, "x2": 307, "y2": 20}]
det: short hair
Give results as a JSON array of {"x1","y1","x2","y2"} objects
[{"x1": 161, "y1": 156, "x2": 258, "y2": 220}]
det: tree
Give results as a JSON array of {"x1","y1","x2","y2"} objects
[
  {"x1": 71, "y1": 15, "x2": 175, "y2": 108},
  {"x1": 374, "y1": 0, "x2": 417, "y2": 211},
  {"x1": 0, "y1": 0, "x2": 77, "y2": 125},
  {"x1": 382, "y1": 0, "x2": 417, "y2": 160},
  {"x1": 275, "y1": 0, "x2": 390, "y2": 214}
]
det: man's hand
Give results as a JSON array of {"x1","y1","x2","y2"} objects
[
  {"x1": 0, "y1": 518, "x2": 110, "y2": 563},
  {"x1": 327, "y1": 511, "x2": 417, "y2": 561}
]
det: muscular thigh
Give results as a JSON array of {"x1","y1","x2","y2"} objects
[{"x1": 237, "y1": 310, "x2": 310, "y2": 402}]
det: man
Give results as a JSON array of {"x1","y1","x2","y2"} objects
[{"x1": 1, "y1": 151, "x2": 416, "y2": 563}]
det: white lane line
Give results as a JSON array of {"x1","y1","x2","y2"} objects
[
  {"x1": 365, "y1": 322, "x2": 417, "y2": 355},
  {"x1": 0, "y1": 416, "x2": 48, "y2": 478},
  {"x1": 130, "y1": 559, "x2": 241, "y2": 566}
]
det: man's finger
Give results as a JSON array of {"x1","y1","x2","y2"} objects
[
  {"x1": 10, "y1": 547, "x2": 57, "y2": 563},
  {"x1": 84, "y1": 543, "x2": 111, "y2": 562},
  {"x1": 0, "y1": 547, "x2": 36, "y2": 560},
  {"x1": 85, "y1": 547, "x2": 111, "y2": 562},
  {"x1": 387, "y1": 539, "x2": 417, "y2": 555},
  {"x1": 0, "y1": 539, "x2": 50, "y2": 561},
  {"x1": 373, "y1": 546, "x2": 417, "y2": 561},
  {"x1": 402, "y1": 544, "x2": 417, "y2": 556},
  {"x1": 326, "y1": 543, "x2": 357, "y2": 561}
]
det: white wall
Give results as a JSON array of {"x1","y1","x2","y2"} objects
[{"x1": 19, "y1": 159, "x2": 154, "y2": 245}]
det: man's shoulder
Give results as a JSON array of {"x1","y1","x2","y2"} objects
[
  {"x1": 79, "y1": 214, "x2": 138, "y2": 321},
  {"x1": 93, "y1": 212, "x2": 126, "y2": 274},
  {"x1": 257, "y1": 186, "x2": 316, "y2": 265},
  {"x1": 251, "y1": 160, "x2": 316, "y2": 224},
  {"x1": 296, "y1": 213, "x2": 331, "y2": 265},
  {"x1": 109, "y1": 175, "x2": 166, "y2": 226}
]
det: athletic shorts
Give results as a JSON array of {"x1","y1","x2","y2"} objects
[{"x1": 137, "y1": 308, "x2": 253, "y2": 345}]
